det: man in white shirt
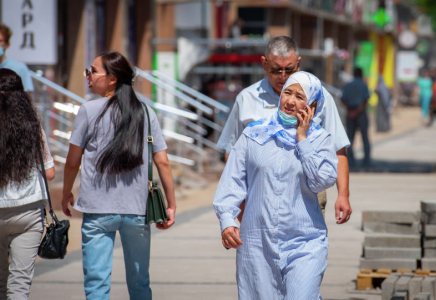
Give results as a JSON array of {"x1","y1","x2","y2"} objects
[
  {"x1": 0, "y1": 24, "x2": 34, "y2": 92},
  {"x1": 217, "y1": 36, "x2": 352, "y2": 224}
]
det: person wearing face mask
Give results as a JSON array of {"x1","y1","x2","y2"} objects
[
  {"x1": 214, "y1": 71, "x2": 337, "y2": 300},
  {"x1": 0, "y1": 24, "x2": 34, "y2": 92},
  {"x1": 217, "y1": 36, "x2": 351, "y2": 225}
]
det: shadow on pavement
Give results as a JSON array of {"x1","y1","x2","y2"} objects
[{"x1": 349, "y1": 159, "x2": 436, "y2": 173}]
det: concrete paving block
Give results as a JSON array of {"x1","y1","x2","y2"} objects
[
  {"x1": 360, "y1": 258, "x2": 417, "y2": 270},
  {"x1": 364, "y1": 247, "x2": 422, "y2": 259},
  {"x1": 422, "y1": 201, "x2": 436, "y2": 214},
  {"x1": 425, "y1": 225, "x2": 436, "y2": 238},
  {"x1": 415, "y1": 293, "x2": 431, "y2": 300},
  {"x1": 421, "y1": 276, "x2": 436, "y2": 300},
  {"x1": 425, "y1": 249, "x2": 436, "y2": 258},
  {"x1": 382, "y1": 273, "x2": 401, "y2": 300},
  {"x1": 362, "y1": 211, "x2": 421, "y2": 224},
  {"x1": 363, "y1": 221, "x2": 421, "y2": 235},
  {"x1": 409, "y1": 277, "x2": 425, "y2": 300},
  {"x1": 364, "y1": 234, "x2": 421, "y2": 248},
  {"x1": 391, "y1": 291, "x2": 408, "y2": 299},
  {"x1": 395, "y1": 274, "x2": 413, "y2": 292},
  {"x1": 424, "y1": 238, "x2": 436, "y2": 248},
  {"x1": 422, "y1": 258, "x2": 436, "y2": 271},
  {"x1": 424, "y1": 212, "x2": 436, "y2": 224}
]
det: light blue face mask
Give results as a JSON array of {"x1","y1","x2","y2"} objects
[
  {"x1": 0, "y1": 47, "x2": 4, "y2": 57},
  {"x1": 278, "y1": 109, "x2": 298, "y2": 126}
]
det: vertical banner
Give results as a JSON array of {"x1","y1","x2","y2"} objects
[
  {"x1": 355, "y1": 41, "x2": 374, "y2": 77},
  {"x1": 153, "y1": 52, "x2": 178, "y2": 132},
  {"x1": 382, "y1": 35, "x2": 395, "y2": 89},
  {"x1": 1, "y1": 0, "x2": 57, "y2": 64},
  {"x1": 368, "y1": 32, "x2": 379, "y2": 107}
]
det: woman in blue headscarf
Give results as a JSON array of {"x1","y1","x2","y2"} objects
[{"x1": 214, "y1": 71, "x2": 338, "y2": 300}]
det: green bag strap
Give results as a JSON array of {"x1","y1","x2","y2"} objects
[{"x1": 141, "y1": 102, "x2": 154, "y2": 183}]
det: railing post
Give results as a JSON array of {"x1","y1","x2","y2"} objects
[
  {"x1": 42, "y1": 85, "x2": 51, "y2": 139},
  {"x1": 213, "y1": 108, "x2": 221, "y2": 162},
  {"x1": 196, "y1": 108, "x2": 204, "y2": 173}
]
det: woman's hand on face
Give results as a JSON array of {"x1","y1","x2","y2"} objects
[
  {"x1": 61, "y1": 193, "x2": 75, "y2": 217},
  {"x1": 296, "y1": 104, "x2": 315, "y2": 142},
  {"x1": 222, "y1": 226, "x2": 243, "y2": 249},
  {"x1": 156, "y1": 207, "x2": 176, "y2": 230}
]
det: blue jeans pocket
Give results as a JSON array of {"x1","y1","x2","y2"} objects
[{"x1": 135, "y1": 215, "x2": 146, "y2": 223}]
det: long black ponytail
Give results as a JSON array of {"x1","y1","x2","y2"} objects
[{"x1": 93, "y1": 51, "x2": 145, "y2": 174}]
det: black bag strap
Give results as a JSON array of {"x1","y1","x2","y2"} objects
[
  {"x1": 141, "y1": 102, "x2": 154, "y2": 183},
  {"x1": 37, "y1": 147, "x2": 59, "y2": 223}
]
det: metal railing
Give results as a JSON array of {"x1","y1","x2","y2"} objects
[
  {"x1": 134, "y1": 68, "x2": 228, "y2": 171},
  {"x1": 30, "y1": 71, "x2": 201, "y2": 168}
]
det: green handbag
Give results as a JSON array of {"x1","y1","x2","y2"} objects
[{"x1": 143, "y1": 103, "x2": 169, "y2": 225}]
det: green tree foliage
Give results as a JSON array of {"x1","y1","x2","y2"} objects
[{"x1": 412, "y1": 0, "x2": 436, "y2": 32}]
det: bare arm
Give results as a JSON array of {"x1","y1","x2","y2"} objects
[
  {"x1": 334, "y1": 148, "x2": 352, "y2": 224},
  {"x1": 153, "y1": 150, "x2": 176, "y2": 229},
  {"x1": 45, "y1": 167, "x2": 55, "y2": 181},
  {"x1": 62, "y1": 144, "x2": 83, "y2": 217}
]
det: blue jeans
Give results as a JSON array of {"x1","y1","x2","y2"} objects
[{"x1": 81, "y1": 213, "x2": 152, "y2": 300}]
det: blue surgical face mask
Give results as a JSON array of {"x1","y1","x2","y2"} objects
[
  {"x1": 278, "y1": 109, "x2": 298, "y2": 126},
  {"x1": 0, "y1": 47, "x2": 4, "y2": 57}
]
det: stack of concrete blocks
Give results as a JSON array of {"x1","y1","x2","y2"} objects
[
  {"x1": 415, "y1": 293, "x2": 431, "y2": 300},
  {"x1": 421, "y1": 201, "x2": 436, "y2": 271},
  {"x1": 381, "y1": 272, "x2": 432, "y2": 300},
  {"x1": 360, "y1": 211, "x2": 421, "y2": 270}
]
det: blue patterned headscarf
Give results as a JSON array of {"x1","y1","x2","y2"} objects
[{"x1": 242, "y1": 71, "x2": 325, "y2": 147}]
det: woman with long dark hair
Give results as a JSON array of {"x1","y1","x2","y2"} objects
[
  {"x1": 61, "y1": 51, "x2": 176, "y2": 300},
  {"x1": 0, "y1": 68, "x2": 55, "y2": 299}
]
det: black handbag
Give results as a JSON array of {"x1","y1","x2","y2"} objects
[
  {"x1": 143, "y1": 103, "x2": 169, "y2": 225},
  {"x1": 37, "y1": 148, "x2": 70, "y2": 259}
]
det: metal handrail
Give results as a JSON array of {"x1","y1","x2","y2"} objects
[
  {"x1": 135, "y1": 68, "x2": 213, "y2": 114},
  {"x1": 152, "y1": 70, "x2": 229, "y2": 113},
  {"x1": 135, "y1": 68, "x2": 226, "y2": 138},
  {"x1": 29, "y1": 70, "x2": 87, "y2": 104},
  {"x1": 135, "y1": 92, "x2": 198, "y2": 120},
  {"x1": 29, "y1": 73, "x2": 202, "y2": 168},
  {"x1": 186, "y1": 130, "x2": 222, "y2": 152}
]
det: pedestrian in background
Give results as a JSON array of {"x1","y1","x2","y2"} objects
[
  {"x1": 417, "y1": 69, "x2": 433, "y2": 122},
  {"x1": 0, "y1": 24, "x2": 34, "y2": 93},
  {"x1": 214, "y1": 72, "x2": 338, "y2": 300},
  {"x1": 0, "y1": 68, "x2": 55, "y2": 299},
  {"x1": 61, "y1": 51, "x2": 176, "y2": 300},
  {"x1": 375, "y1": 75, "x2": 391, "y2": 132},
  {"x1": 341, "y1": 67, "x2": 371, "y2": 167}
]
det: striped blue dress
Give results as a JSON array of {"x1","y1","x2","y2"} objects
[{"x1": 214, "y1": 129, "x2": 338, "y2": 300}]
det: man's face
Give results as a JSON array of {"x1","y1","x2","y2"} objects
[
  {"x1": 0, "y1": 32, "x2": 9, "y2": 56},
  {"x1": 261, "y1": 52, "x2": 301, "y2": 96}
]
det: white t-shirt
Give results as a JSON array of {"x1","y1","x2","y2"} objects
[
  {"x1": 69, "y1": 98, "x2": 167, "y2": 215},
  {"x1": 0, "y1": 130, "x2": 54, "y2": 208}
]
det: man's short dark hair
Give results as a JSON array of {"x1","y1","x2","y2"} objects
[
  {"x1": 265, "y1": 36, "x2": 299, "y2": 58},
  {"x1": 354, "y1": 68, "x2": 363, "y2": 78},
  {"x1": 0, "y1": 24, "x2": 12, "y2": 44}
]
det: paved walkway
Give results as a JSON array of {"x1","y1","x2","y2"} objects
[{"x1": 29, "y1": 108, "x2": 436, "y2": 300}]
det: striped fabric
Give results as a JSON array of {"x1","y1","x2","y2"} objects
[{"x1": 213, "y1": 129, "x2": 338, "y2": 300}]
